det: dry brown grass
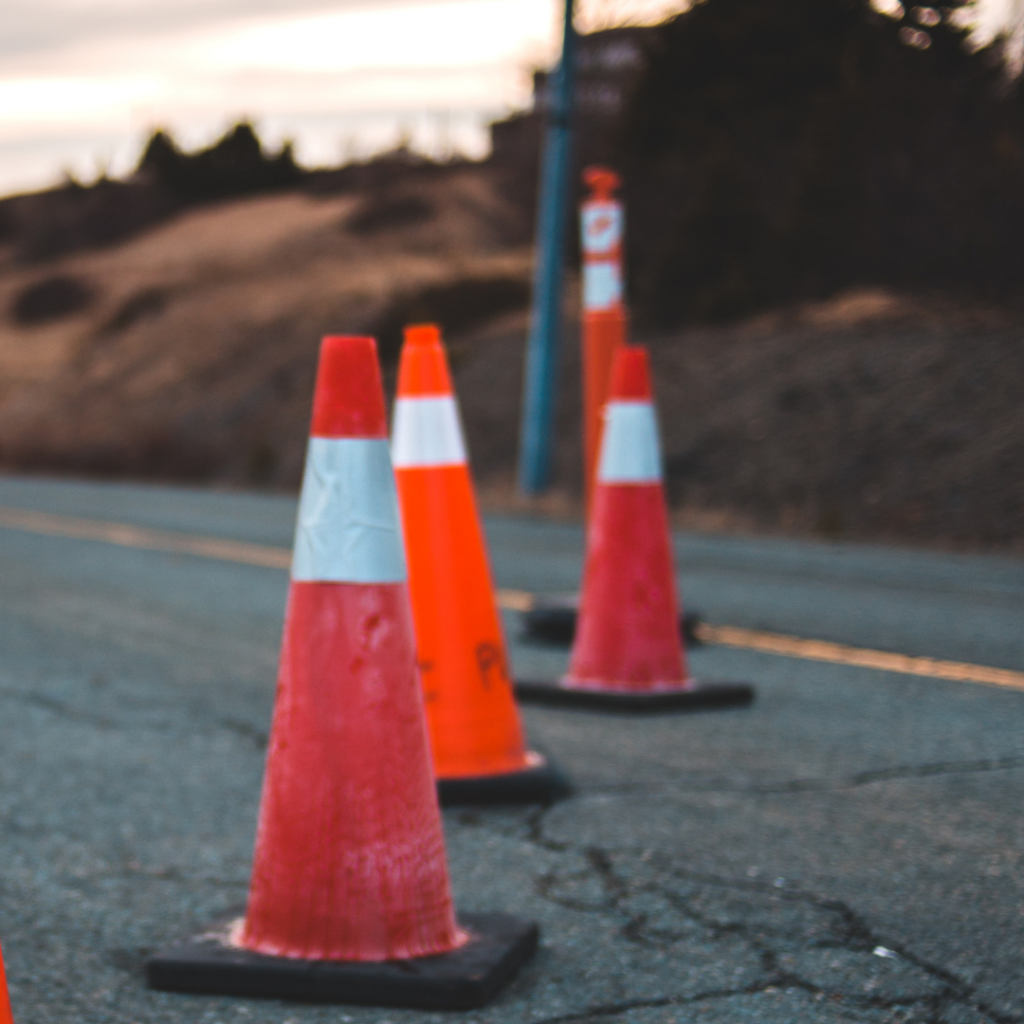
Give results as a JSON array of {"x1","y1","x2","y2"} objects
[
  {"x1": 0, "y1": 169, "x2": 1021, "y2": 552},
  {"x1": 0, "y1": 168, "x2": 532, "y2": 486}
]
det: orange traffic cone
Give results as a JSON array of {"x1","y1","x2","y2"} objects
[
  {"x1": 0, "y1": 939, "x2": 14, "y2": 1024},
  {"x1": 392, "y1": 324, "x2": 569, "y2": 804},
  {"x1": 516, "y1": 346, "x2": 754, "y2": 711},
  {"x1": 148, "y1": 336, "x2": 538, "y2": 1008}
]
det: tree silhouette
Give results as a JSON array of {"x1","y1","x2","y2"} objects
[
  {"x1": 137, "y1": 122, "x2": 301, "y2": 201},
  {"x1": 619, "y1": 0, "x2": 1024, "y2": 323}
]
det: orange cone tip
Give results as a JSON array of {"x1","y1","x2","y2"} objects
[
  {"x1": 562, "y1": 345, "x2": 693, "y2": 693},
  {"x1": 240, "y1": 334, "x2": 465, "y2": 962},
  {"x1": 392, "y1": 325, "x2": 467, "y2": 471},
  {"x1": 393, "y1": 324, "x2": 537, "y2": 782}
]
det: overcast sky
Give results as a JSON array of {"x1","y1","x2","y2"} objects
[{"x1": 0, "y1": 0, "x2": 1009, "y2": 197}]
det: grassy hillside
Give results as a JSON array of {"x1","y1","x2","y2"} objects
[
  {"x1": 0, "y1": 162, "x2": 1021, "y2": 553},
  {"x1": 0, "y1": 163, "x2": 531, "y2": 487}
]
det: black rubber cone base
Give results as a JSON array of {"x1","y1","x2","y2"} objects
[
  {"x1": 437, "y1": 752, "x2": 571, "y2": 806},
  {"x1": 522, "y1": 595, "x2": 703, "y2": 649},
  {"x1": 520, "y1": 597, "x2": 578, "y2": 644},
  {"x1": 514, "y1": 677, "x2": 754, "y2": 712},
  {"x1": 147, "y1": 912, "x2": 538, "y2": 1010}
]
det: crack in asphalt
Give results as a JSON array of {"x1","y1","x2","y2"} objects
[
  {"x1": 0, "y1": 685, "x2": 271, "y2": 753},
  {"x1": 4, "y1": 678, "x2": 1021, "y2": 1022},
  {"x1": 583, "y1": 753, "x2": 1024, "y2": 798},
  {"x1": 843, "y1": 754, "x2": 1024, "y2": 789},
  {"x1": 216, "y1": 716, "x2": 269, "y2": 750},
  {"x1": 0, "y1": 687, "x2": 118, "y2": 729},
  {"x1": 485, "y1": 800, "x2": 1024, "y2": 1024},
  {"x1": 525, "y1": 981, "x2": 785, "y2": 1024},
  {"x1": 10, "y1": 679, "x2": 1019, "y2": 799}
]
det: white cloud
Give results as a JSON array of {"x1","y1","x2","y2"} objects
[
  {"x1": 0, "y1": 77, "x2": 162, "y2": 135},
  {"x1": 192, "y1": 0, "x2": 555, "y2": 74},
  {"x1": 2, "y1": 0, "x2": 1010, "y2": 197},
  {"x1": 1, "y1": 0, "x2": 476, "y2": 59}
]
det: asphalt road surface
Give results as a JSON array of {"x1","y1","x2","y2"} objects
[{"x1": 0, "y1": 474, "x2": 1022, "y2": 1024}]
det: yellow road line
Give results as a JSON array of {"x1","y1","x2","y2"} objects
[
  {"x1": 1, "y1": 504, "x2": 1021, "y2": 692},
  {"x1": 695, "y1": 623, "x2": 1024, "y2": 692},
  {"x1": 0, "y1": 506, "x2": 291, "y2": 570},
  {"x1": 494, "y1": 588, "x2": 536, "y2": 612}
]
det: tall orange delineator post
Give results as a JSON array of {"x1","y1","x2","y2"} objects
[
  {"x1": 580, "y1": 166, "x2": 628, "y2": 514},
  {"x1": 0, "y1": 939, "x2": 14, "y2": 1024},
  {"x1": 393, "y1": 324, "x2": 569, "y2": 805}
]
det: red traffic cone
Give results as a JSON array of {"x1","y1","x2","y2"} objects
[
  {"x1": 0, "y1": 939, "x2": 14, "y2": 1024},
  {"x1": 393, "y1": 324, "x2": 569, "y2": 805},
  {"x1": 148, "y1": 336, "x2": 538, "y2": 1008},
  {"x1": 516, "y1": 346, "x2": 753, "y2": 711},
  {"x1": 567, "y1": 345, "x2": 687, "y2": 691}
]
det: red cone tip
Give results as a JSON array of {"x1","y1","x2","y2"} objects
[
  {"x1": 310, "y1": 336, "x2": 388, "y2": 439},
  {"x1": 404, "y1": 324, "x2": 442, "y2": 347},
  {"x1": 609, "y1": 345, "x2": 652, "y2": 402}
]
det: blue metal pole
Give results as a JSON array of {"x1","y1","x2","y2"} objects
[{"x1": 518, "y1": 0, "x2": 577, "y2": 496}]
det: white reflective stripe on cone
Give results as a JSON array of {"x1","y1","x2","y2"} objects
[
  {"x1": 391, "y1": 395, "x2": 467, "y2": 468},
  {"x1": 292, "y1": 437, "x2": 407, "y2": 583},
  {"x1": 581, "y1": 202, "x2": 623, "y2": 255},
  {"x1": 597, "y1": 401, "x2": 662, "y2": 484},
  {"x1": 583, "y1": 261, "x2": 623, "y2": 312}
]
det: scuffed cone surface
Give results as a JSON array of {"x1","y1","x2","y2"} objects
[
  {"x1": 567, "y1": 486, "x2": 689, "y2": 689},
  {"x1": 241, "y1": 581, "x2": 462, "y2": 961},
  {"x1": 397, "y1": 465, "x2": 530, "y2": 779}
]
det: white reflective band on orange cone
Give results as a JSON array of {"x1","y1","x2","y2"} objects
[
  {"x1": 392, "y1": 395, "x2": 468, "y2": 468},
  {"x1": 597, "y1": 401, "x2": 662, "y2": 483},
  {"x1": 583, "y1": 261, "x2": 623, "y2": 312},
  {"x1": 581, "y1": 203, "x2": 623, "y2": 255},
  {"x1": 292, "y1": 437, "x2": 407, "y2": 583}
]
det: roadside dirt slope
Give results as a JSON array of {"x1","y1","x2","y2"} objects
[
  {"x1": 0, "y1": 166, "x2": 531, "y2": 486},
  {"x1": 0, "y1": 170, "x2": 1021, "y2": 553}
]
